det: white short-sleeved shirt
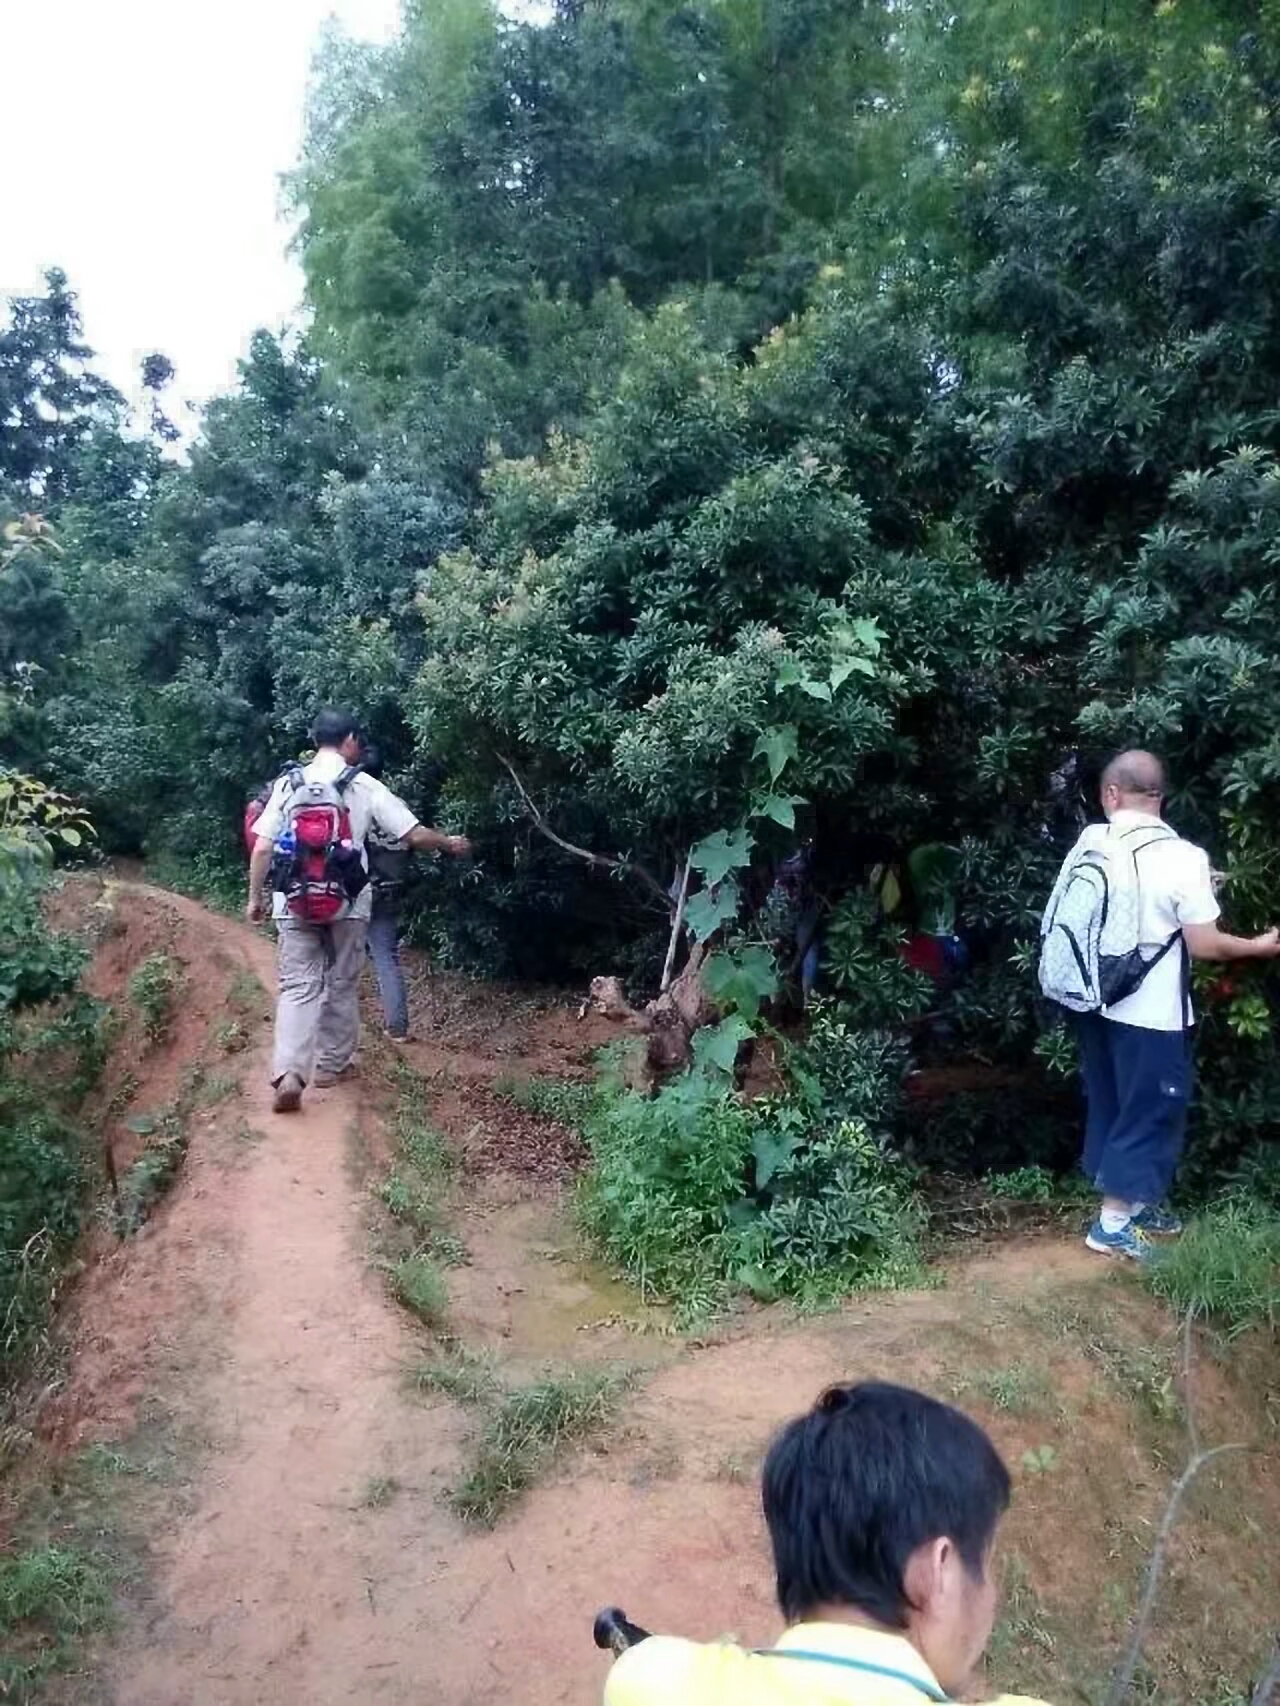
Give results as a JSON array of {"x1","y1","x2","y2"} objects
[
  {"x1": 253, "y1": 749, "x2": 419, "y2": 921},
  {"x1": 1054, "y1": 809, "x2": 1219, "y2": 1031}
]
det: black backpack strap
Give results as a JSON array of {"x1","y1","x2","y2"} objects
[{"x1": 334, "y1": 764, "x2": 362, "y2": 796}]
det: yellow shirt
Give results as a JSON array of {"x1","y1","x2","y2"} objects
[{"x1": 603, "y1": 1621, "x2": 1052, "y2": 1706}]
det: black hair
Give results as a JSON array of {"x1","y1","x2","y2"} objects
[
  {"x1": 762, "y1": 1382, "x2": 1011, "y2": 1629},
  {"x1": 361, "y1": 743, "x2": 384, "y2": 781},
  {"x1": 310, "y1": 707, "x2": 361, "y2": 750}
]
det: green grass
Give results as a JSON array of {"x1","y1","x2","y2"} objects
[
  {"x1": 0, "y1": 1545, "x2": 112, "y2": 1697},
  {"x1": 1146, "y1": 1200, "x2": 1280, "y2": 1337},
  {"x1": 491, "y1": 1073, "x2": 598, "y2": 1128},
  {"x1": 374, "y1": 1068, "x2": 468, "y2": 1282},
  {"x1": 388, "y1": 1254, "x2": 449, "y2": 1328},
  {"x1": 358, "y1": 1475, "x2": 401, "y2": 1510},
  {"x1": 409, "y1": 1345, "x2": 502, "y2": 1405},
  {"x1": 114, "y1": 1099, "x2": 190, "y2": 1236},
  {"x1": 955, "y1": 1363, "x2": 1054, "y2": 1415},
  {"x1": 447, "y1": 1368, "x2": 629, "y2": 1527},
  {"x1": 126, "y1": 953, "x2": 183, "y2": 1046}
]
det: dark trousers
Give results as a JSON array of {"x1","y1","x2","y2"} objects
[{"x1": 1075, "y1": 1015, "x2": 1195, "y2": 1206}]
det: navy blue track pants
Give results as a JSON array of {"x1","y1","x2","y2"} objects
[{"x1": 1075, "y1": 1014, "x2": 1195, "y2": 1206}]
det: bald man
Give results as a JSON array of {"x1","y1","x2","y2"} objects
[{"x1": 1046, "y1": 751, "x2": 1280, "y2": 1260}]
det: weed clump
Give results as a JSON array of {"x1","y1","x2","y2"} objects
[
  {"x1": 388, "y1": 1254, "x2": 449, "y2": 1328},
  {"x1": 0, "y1": 1544, "x2": 112, "y2": 1696},
  {"x1": 1147, "y1": 1199, "x2": 1280, "y2": 1337},
  {"x1": 127, "y1": 953, "x2": 182, "y2": 1045}
]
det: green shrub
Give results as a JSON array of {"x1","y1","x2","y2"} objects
[
  {"x1": 126, "y1": 953, "x2": 182, "y2": 1045},
  {"x1": 579, "y1": 1060, "x2": 923, "y2": 1314},
  {"x1": 1146, "y1": 1200, "x2": 1280, "y2": 1337}
]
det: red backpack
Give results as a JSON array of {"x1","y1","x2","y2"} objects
[{"x1": 270, "y1": 764, "x2": 368, "y2": 922}]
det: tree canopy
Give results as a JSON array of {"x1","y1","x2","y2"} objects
[{"x1": 7, "y1": 0, "x2": 1280, "y2": 1186}]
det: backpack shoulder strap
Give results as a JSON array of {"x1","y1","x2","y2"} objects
[{"x1": 334, "y1": 764, "x2": 362, "y2": 796}]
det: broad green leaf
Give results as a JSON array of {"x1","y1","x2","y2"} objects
[
  {"x1": 852, "y1": 618, "x2": 883, "y2": 654},
  {"x1": 753, "y1": 792, "x2": 796, "y2": 829},
  {"x1": 684, "y1": 879, "x2": 742, "y2": 942},
  {"x1": 751, "y1": 1128, "x2": 798, "y2": 1190},
  {"x1": 799, "y1": 677, "x2": 833, "y2": 701},
  {"x1": 704, "y1": 945, "x2": 780, "y2": 1019},
  {"x1": 692, "y1": 1012, "x2": 754, "y2": 1075},
  {"x1": 753, "y1": 723, "x2": 798, "y2": 784},
  {"x1": 829, "y1": 655, "x2": 876, "y2": 689},
  {"x1": 57, "y1": 827, "x2": 83, "y2": 847},
  {"x1": 689, "y1": 827, "x2": 753, "y2": 886},
  {"x1": 774, "y1": 659, "x2": 804, "y2": 690}
]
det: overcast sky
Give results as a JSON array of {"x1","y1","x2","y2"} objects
[{"x1": 0, "y1": 0, "x2": 401, "y2": 423}]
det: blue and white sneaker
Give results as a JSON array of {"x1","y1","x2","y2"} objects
[
  {"x1": 1085, "y1": 1219, "x2": 1154, "y2": 1262},
  {"x1": 1130, "y1": 1203, "x2": 1183, "y2": 1237}
]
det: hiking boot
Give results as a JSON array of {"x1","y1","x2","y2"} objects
[
  {"x1": 1085, "y1": 1218, "x2": 1154, "y2": 1263},
  {"x1": 272, "y1": 1073, "x2": 303, "y2": 1114},
  {"x1": 313, "y1": 1064, "x2": 358, "y2": 1088},
  {"x1": 1130, "y1": 1203, "x2": 1183, "y2": 1237}
]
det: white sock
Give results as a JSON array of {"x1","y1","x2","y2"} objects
[{"x1": 1099, "y1": 1206, "x2": 1131, "y2": 1235}]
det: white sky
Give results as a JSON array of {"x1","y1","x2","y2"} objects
[{"x1": 0, "y1": 0, "x2": 402, "y2": 424}]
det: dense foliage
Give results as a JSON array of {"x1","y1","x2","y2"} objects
[
  {"x1": 0, "y1": 774, "x2": 98, "y2": 1386},
  {"x1": 8, "y1": 0, "x2": 1280, "y2": 1272}
]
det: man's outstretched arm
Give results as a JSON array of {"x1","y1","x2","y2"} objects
[
  {"x1": 402, "y1": 824, "x2": 471, "y2": 858},
  {"x1": 1183, "y1": 921, "x2": 1280, "y2": 962}
]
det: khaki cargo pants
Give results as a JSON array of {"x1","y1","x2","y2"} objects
[{"x1": 270, "y1": 918, "x2": 367, "y2": 1085}]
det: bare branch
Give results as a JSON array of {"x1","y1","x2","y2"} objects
[
  {"x1": 660, "y1": 852, "x2": 693, "y2": 993},
  {"x1": 1106, "y1": 1314, "x2": 1247, "y2": 1706},
  {"x1": 495, "y1": 754, "x2": 672, "y2": 913}
]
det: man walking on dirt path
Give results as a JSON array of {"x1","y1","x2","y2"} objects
[
  {"x1": 359, "y1": 744, "x2": 413, "y2": 1042},
  {"x1": 246, "y1": 707, "x2": 471, "y2": 1113},
  {"x1": 1041, "y1": 749, "x2": 1280, "y2": 1261}
]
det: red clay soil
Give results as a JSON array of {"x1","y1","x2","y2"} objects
[{"x1": 16, "y1": 880, "x2": 1280, "y2": 1706}]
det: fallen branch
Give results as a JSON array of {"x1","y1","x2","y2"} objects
[
  {"x1": 660, "y1": 852, "x2": 693, "y2": 993},
  {"x1": 1105, "y1": 1315, "x2": 1248, "y2": 1706},
  {"x1": 496, "y1": 754, "x2": 672, "y2": 914}
]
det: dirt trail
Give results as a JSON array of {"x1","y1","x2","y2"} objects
[{"x1": 37, "y1": 881, "x2": 1280, "y2": 1706}]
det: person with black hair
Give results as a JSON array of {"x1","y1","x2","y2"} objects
[
  {"x1": 247, "y1": 708, "x2": 471, "y2": 1112},
  {"x1": 359, "y1": 744, "x2": 412, "y2": 1041},
  {"x1": 604, "y1": 1382, "x2": 1048, "y2": 1706}
]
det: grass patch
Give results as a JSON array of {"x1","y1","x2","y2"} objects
[
  {"x1": 113, "y1": 1100, "x2": 190, "y2": 1235},
  {"x1": 410, "y1": 1344, "x2": 502, "y2": 1404},
  {"x1": 0, "y1": 1544, "x2": 113, "y2": 1696},
  {"x1": 491, "y1": 1073, "x2": 598, "y2": 1128},
  {"x1": 1146, "y1": 1199, "x2": 1280, "y2": 1337},
  {"x1": 954, "y1": 1363, "x2": 1055, "y2": 1415},
  {"x1": 226, "y1": 968, "x2": 265, "y2": 1014},
  {"x1": 373, "y1": 1065, "x2": 468, "y2": 1298},
  {"x1": 388, "y1": 1254, "x2": 449, "y2": 1328},
  {"x1": 214, "y1": 1018, "x2": 251, "y2": 1055},
  {"x1": 358, "y1": 1475, "x2": 400, "y2": 1510},
  {"x1": 411, "y1": 1347, "x2": 630, "y2": 1526},
  {"x1": 126, "y1": 953, "x2": 183, "y2": 1046},
  {"x1": 448, "y1": 1368, "x2": 629, "y2": 1527}
]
